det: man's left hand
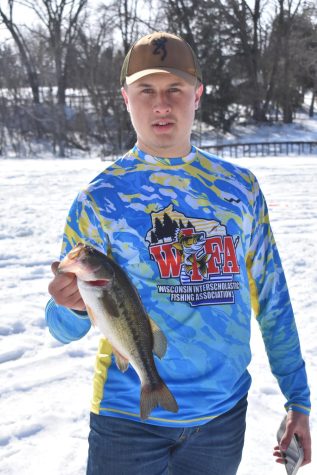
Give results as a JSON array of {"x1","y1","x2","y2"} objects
[{"x1": 273, "y1": 411, "x2": 311, "y2": 466}]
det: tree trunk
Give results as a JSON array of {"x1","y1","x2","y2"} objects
[
  {"x1": 309, "y1": 89, "x2": 315, "y2": 117},
  {"x1": 0, "y1": 7, "x2": 40, "y2": 104},
  {"x1": 281, "y1": 39, "x2": 293, "y2": 123},
  {"x1": 253, "y1": 99, "x2": 267, "y2": 122}
]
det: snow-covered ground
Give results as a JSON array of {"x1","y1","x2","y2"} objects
[
  {"x1": 0, "y1": 153, "x2": 316, "y2": 475},
  {"x1": 193, "y1": 107, "x2": 317, "y2": 146}
]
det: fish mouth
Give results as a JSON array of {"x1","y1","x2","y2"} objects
[
  {"x1": 58, "y1": 243, "x2": 113, "y2": 284},
  {"x1": 84, "y1": 279, "x2": 111, "y2": 287}
]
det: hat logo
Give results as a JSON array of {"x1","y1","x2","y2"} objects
[{"x1": 152, "y1": 38, "x2": 167, "y2": 61}]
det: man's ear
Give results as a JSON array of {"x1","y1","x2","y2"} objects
[
  {"x1": 121, "y1": 86, "x2": 129, "y2": 112},
  {"x1": 194, "y1": 83, "x2": 204, "y2": 110}
]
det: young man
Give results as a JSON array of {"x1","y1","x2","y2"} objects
[{"x1": 46, "y1": 32, "x2": 311, "y2": 475}]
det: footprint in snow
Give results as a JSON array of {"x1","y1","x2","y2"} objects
[
  {"x1": 0, "y1": 322, "x2": 25, "y2": 336},
  {"x1": 0, "y1": 348, "x2": 26, "y2": 364},
  {"x1": 15, "y1": 424, "x2": 44, "y2": 440}
]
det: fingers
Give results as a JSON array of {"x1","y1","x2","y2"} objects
[
  {"x1": 300, "y1": 431, "x2": 312, "y2": 466},
  {"x1": 49, "y1": 277, "x2": 86, "y2": 311},
  {"x1": 279, "y1": 427, "x2": 293, "y2": 452},
  {"x1": 274, "y1": 412, "x2": 311, "y2": 468},
  {"x1": 66, "y1": 293, "x2": 86, "y2": 312},
  {"x1": 285, "y1": 412, "x2": 311, "y2": 466},
  {"x1": 273, "y1": 446, "x2": 286, "y2": 465},
  {"x1": 51, "y1": 261, "x2": 60, "y2": 275},
  {"x1": 48, "y1": 261, "x2": 86, "y2": 311}
]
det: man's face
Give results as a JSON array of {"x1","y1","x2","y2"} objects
[{"x1": 121, "y1": 73, "x2": 203, "y2": 158}]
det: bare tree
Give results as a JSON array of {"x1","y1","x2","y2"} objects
[
  {"x1": 100, "y1": 0, "x2": 159, "y2": 54},
  {"x1": 162, "y1": 0, "x2": 198, "y2": 48},
  {"x1": 161, "y1": 0, "x2": 243, "y2": 130},
  {"x1": 294, "y1": 3, "x2": 317, "y2": 117},
  {"x1": 75, "y1": 13, "x2": 122, "y2": 151},
  {"x1": 19, "y1": 0, "x2": 88, "y2": 155},
  {"x1": 0, "y1": 0, "x2": 40, "y2": 103},
  {"x1": 306, "y1": 40, "x2": 317, "y2": 117},
  {"x1": 21, "y1": 0, "x2": 88, "y2": 104},
  {"x1": 273, "y1": 0, "x2": 304, "y2": 122},
  {"x1": 96, "y1": 0, "x2": 160, "y2": 151},
  {"x1": 116, "y1": 0, "x2": 140, "y2": 54},
  {"x1": 213, "y1": 0, "x2": 269, "y2": 122}
]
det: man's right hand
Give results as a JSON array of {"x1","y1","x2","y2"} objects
[{"x1": 48, "y1": 261, "x2": 86, "y2": 311}]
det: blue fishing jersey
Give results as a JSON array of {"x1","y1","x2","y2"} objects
[{"x1": 46, "y1": 145, "x2": 310, "y2": 427}]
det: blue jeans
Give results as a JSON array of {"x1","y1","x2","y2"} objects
[{"x1": 87, "y1": 395, "x2": 247, "y2": 475}]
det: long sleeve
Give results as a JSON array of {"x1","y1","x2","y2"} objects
[
  {"x1": 246, "y1": 173, "x2": 310, "y2": 415},
  {"x1": 45, "y1": 191, "x2": 107, "y2": 344},
  {"x1": 45, "y1": 298, "x2": 91, "y2": 344}
]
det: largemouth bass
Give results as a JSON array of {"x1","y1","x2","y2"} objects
[{"x1": 58, "y1": 242, "x2": 178, "y2": 420}]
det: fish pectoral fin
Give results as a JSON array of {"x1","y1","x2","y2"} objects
[
  {"x1": 86, "y1": 305, "x2": 97, "y2": 327},
  {"x1": 149, "y1": 317, "x2": 167, "y2": 359},
  {"x1": 112, "y1": 348, "x2": 129, "y2": 372}
]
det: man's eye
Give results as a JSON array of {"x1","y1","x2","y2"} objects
[
  {"x1": 142, "y1": 88, "x2": 154, "y2": 94},
  {"x1": 169, "y1": 88, "x2": 180, "y2": 93}
]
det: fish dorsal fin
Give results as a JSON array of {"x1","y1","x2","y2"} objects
[
  {"x1": 112, "y1": 347, "x2": 129, "y2": 372},
  {"x1": 86, "y1": 304, "x2": 97, "y2": 327},
  {"x1": 149, "y1": 318, "x2": 167, "y2": 359}
]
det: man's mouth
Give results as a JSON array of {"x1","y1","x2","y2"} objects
[{"x1": 152, "y1": 120, "x2": 174, "y2": 131}]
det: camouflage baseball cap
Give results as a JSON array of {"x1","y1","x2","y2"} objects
[{"x1": 120, "y1": 32, "x2": 202, "y2": 86}]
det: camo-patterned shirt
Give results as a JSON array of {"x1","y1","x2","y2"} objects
[{"x1": 45, "y1": 145, "x2": 310, "y2": 427}]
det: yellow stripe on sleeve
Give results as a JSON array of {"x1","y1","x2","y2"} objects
[
  {"x1": 91, "y1": 338, "x2": 113, "y2": 415},
  {"x1": 246, "y1": 251, "x2": 260, "y2": 318}
]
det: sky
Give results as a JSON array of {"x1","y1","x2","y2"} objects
[{"x1": 0, "y1": 2, "x2": 36, "y2": 41}]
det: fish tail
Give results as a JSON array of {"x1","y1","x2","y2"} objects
[{"x1": 140, "y1": 381, "x2": 178, "y2": 420}]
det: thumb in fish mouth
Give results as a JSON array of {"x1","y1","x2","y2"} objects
[{"x1": 51, "y1": 261, "x2": 60, "y2": 276}]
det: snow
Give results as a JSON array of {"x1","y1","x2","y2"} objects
[
  {"x1": 193, "y1": 107, "x2": 317, "y2": 146},
  {"x1": 0, "y1": 152, "x2": 316, "y2": 475}
]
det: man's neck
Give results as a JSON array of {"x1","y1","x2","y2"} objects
[{"x1": 136, "y1": 140, "x2": 192, "y2": 159}]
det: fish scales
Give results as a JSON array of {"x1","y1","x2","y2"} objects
[
  {"x1": 58, "y1": 243, "x2": 179, "y2": 419},
  {"x1": 113, "y1": 299, "x2": 159, "y2": 386},
  {"x1": 99, "y1": 285, "x2": 156, "y2": 383},
  {"x1": 106, "y1": 268, "x2": 156, "y2": 378}
]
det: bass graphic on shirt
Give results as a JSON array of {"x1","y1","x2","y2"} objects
[{"x1": 146, "y1": 204, "x2": 241, "y2": 306}]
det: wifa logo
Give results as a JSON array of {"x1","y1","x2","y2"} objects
[
  {"x1": 145, "y1": 205, "x2": 241, "y2": 306},
  {"x1": 149, "y1": 228, "x2": 240, "y2": 282}
]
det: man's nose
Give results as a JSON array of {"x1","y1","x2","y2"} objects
[{"x1": 153, "y1": 93, "x2": 171, "y2": 114}]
